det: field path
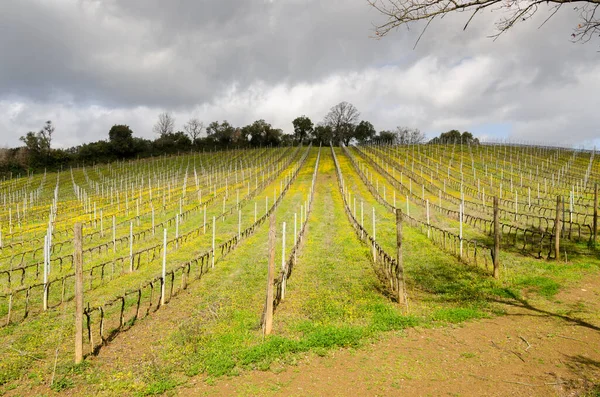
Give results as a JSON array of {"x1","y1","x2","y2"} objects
[{"x1": 179, "y1": 274, "x2": 600, "y2": 397}]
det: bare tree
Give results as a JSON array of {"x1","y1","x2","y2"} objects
[
  {"x1": 323, "y1": 102, "x2": 360, "y2": 145},
  {"x1": 153, "y1": 112, "x2": 175, "y2": 136},
  {"x1": 368, "y1": 0, "x2": 600, "y2": 45},
  {"x1": 396, "y1": 126, "x2": 425, "y2": 144},
  {"x1": 409, "y1": 128, "x2": 426, "y2": 144},
  {"x1": 184, "y1": 118, "x2": 205, "y2": 142}
]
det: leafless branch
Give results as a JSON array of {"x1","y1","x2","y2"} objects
[
  {"x1": 153, "y1": 112, "x2": 175, "y2": 136},
  {"x1": 368, "y1": 0, "x2": 600, "y2": 46},
  {"x1": 414, "y1": 16, "x2": 436, "y2": 49},
  {"x1": 184, "y1": 118, "x2": 205, "y2": 142},
  {"x1": 538, "y1": 4, "x2": 562, "y2": 29}
]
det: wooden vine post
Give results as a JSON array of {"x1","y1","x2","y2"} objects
[
  {"x1": 263, "y1": 214, "x2": 276, "y2": 336},
  {"x1": 161, "y1": 229, "x2": 167, "y2": 306},
  {"x1": 281, "y1": 222, "x2": 287, "y2": 300},
  {"x1": 129, "y1": 222, "x2": 133, "y2": 272},
  {"x1": 74, "y1": 222, "x2": 84, "y2": 364},
  {"x1": 594, "y1": 183, "x2": 598, "y2": 247},
  {"x1": 493, "y1": 196, "x2": 500, "y2": 279},
  {"x1": 395, "y1": 209, "x2": 406, "y2": 306},
  {"x1": 112, "y1": 215, "x2": 116, "y2": 253},
  {"x1": 372, "y1": 207, "x2": 377, "y2": 262},
  {"x1": 555, "y1": 195, "x2": 562, "y2": 261},
  {"x1": 43, "y1": 234, "x2": 48, "y2": 311},
  {"x1": 211, "y1": 216, "x2": 216, "y2": 268},
  {"x1": 459, "y1": 203, "x2": 463, "y2": 258}
]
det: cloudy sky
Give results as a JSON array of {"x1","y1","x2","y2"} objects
[{"x1": 0, "y1": 0, "x2": 598, "y2": 149}]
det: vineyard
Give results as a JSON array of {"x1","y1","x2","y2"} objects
[{"x1": 0, "y1": 143, "x2": 599, "y2": 396}]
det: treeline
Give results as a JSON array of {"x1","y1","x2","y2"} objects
[{"x1": 0, "y1": 101, "x2": 477, "y2": 176}]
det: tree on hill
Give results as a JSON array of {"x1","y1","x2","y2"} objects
[
  {"x1": 243, "y1": 119, "x2": 283, "y2": 147},
  {"x1": 396, "y1": 127, "x2": 425, "y2": 144},
  {"x1": 373, "y1": 130, "x2": 398, "y2": 144},
  {"x1": 354, "y1": 120, "x2": 377, "y2": 143},
  {"x1": 20, "y1": 121, "x2": 54, "y2": 153},
  {"x1": 108, "y1": 125, "x2": 134, "y2": 158},
  {"x1": 154, "y1": 131, "x2": 192, "y2": 153},
  {"x1": 19, "y1": 120, "x2": 55, "y2": 167},
  {"x1": 206, "y1": 121, "x2": 237, "y2": 146},
  {"x1": 323, "y1": 102, "x2": 360, "y2": 145},
  {"x1": 313, "y1": 124, "x2": 334, "y2": 145},
  {"x1": 40, "y1": 121, "x2": 54, "y2": 149},
  {"x1": 368, "y1": 0, "x2": 600, "y2": 44},
  {"x1": 183, "y1": 118, "x2": 205, "y2": 143},
  {"x1": 20, "y1": 131, "x2": 45, "y2": 154},
  {"x1": 429, "y1": 129, "x2": 480, "y2": 144},
  {"x1": 153, "y1": 112, "x2": 175, "y2": 136},
  {"x1": 292, "y1": 115, "x2": 314, "y2": 143}
]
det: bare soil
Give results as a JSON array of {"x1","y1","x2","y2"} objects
[
  {"x1": 49, "y1": 270, "x2": 599, "y2": 397},
  {"x1": 11, "y1": 262, "x2": 599, "y2": 397},
  {"x1": 174, "y1": 274, "x2": 600, "y2": 397}
]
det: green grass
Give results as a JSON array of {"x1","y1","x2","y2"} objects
[
  {"x1": 432, "y1": 307, "x2": 487, "y2": 323},
  {"x1": 370, "y1": 303, "x2": 420, "y2": 331},
  {"x1": 143, "y1": 148, "x2": 598, "y2": 387},
  {"x1": 514, "y1": 275, "x2": 561, "y2": 298},
  {"x1": 124, "y1": 149, "x2": 423, "y2": 385},
  {"x1": 140, "y1": 361, "x2": 180, "y2": 396},
  {"x1": 1, "y1": 146, "x2": 600, "y2": 396},
  {"x1": 50, "y1": 376, "x2": 75, "y2": 392},
  {"x1": 0, "y1": 147, "x2": 306, "y2": 393}
]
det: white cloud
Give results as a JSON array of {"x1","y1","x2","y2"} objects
[{"x1": 0, "y1": 0, "x2": 597, "y2": 148}]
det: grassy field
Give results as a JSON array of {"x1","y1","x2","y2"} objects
[{"x1": 0, "y1": 144, "x2": 599, "y2": 396}]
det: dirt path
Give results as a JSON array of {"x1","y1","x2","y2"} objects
[{"x1": 178, "y1": 273, "x2": 600, "y2": 396}]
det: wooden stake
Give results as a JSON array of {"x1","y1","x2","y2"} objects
[
  {"x1": 395, "y1": 209, "x2": 406, "y2": 305},
  {"x1": 175, "y1": 214, "x2": 179, "y2": 249},
  {"x1": 281, "y1": 222, "x2": 286, "y2": 300},
  {"x1": 264, "y1": 214, "x2": 276, "y2": 336},
  {"x1": 493, "y1": 197, "x2": 500, "y2": 279},
  {"x1": 43, "y1": 234, "x2": 48, "y2": 311},
  {"x1": 74, "y1": 223, "x2": 83, "y2": 364},
  {"x1": 161, "y1": 229, "x2": 167, "y2": 306},
  {"x1": 594, "y1": 183, "x2": 598, "y2": 246},
  {"x1": 426, "y1": 199, "x2": 430, "y2": 238},
  {"x1": 372, "y1": 207, "x2": 376, "y2": 262},
  {"x1": 129, "y1": 222, "x2": 134, "y2": 272},
  {"x1": 112, "y1": 215, "x2": 116, "y2": 253},
  {"x1": 555, "y1": 195, "x2": 562, "y2": 261},
  {"x1": 212, "y1": 216, "x2": 216, "y2": 268},
  {"x1": 360, "y1": 200, "x2": 364, "y2": 239},
  {"x1": 459, "y1": 204, "x2": 463, "y2": 258}
]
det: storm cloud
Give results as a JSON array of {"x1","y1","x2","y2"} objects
[{"x1": 0, "y1": 0, "x2": 598, "y2": 148}]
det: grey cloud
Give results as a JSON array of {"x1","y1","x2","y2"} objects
[
  {"x1": 0, "y1": 0, "x2": 598, "y2": 147},
  {"x1": 0, "y1": 0, "x2": 425, "y2": 108}
]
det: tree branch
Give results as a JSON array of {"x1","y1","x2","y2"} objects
[{"x1": 369, "y1": 0, "x2": 600, "y2": 45}]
